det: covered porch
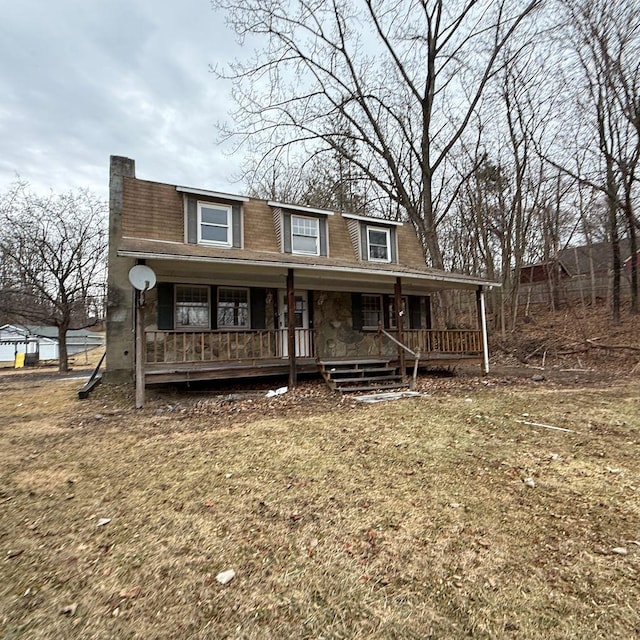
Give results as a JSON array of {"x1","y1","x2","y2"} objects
[
  {"x1": 141, "y1": 325, "x2": 485, "y2": 385},
  {"x1": 118, "y1": 244, "x2": 495, "y2": 388}
]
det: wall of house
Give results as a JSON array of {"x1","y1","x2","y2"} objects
[{"x1": 314, "y1": 292, "x2": 396, "y2": 359}]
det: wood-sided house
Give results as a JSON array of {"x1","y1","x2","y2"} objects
[{"x1": 106, "y1": 156, "x2": 497, "y2": 390}]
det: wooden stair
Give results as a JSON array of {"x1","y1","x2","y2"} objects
[{"x1": 318, "y1": 358, "x2": 408, "y2": 393}]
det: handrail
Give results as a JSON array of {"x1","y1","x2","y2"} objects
[
  {"x1": 377, "y1": 324, "x2": 421, "y2": 390},
  {"x1": 378, "y1": 325, "x2": 417, "y2": 357}
]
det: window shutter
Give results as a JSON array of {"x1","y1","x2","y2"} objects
[
  {"x1": 408, "y1": 296, "x2": 422, "y2": 329},
  {"x1": 250, "y1": 288, "x2": 266, "y2": 329},
  {"x1": 232, "y1": 205, "x2": 242, "y2": 248},
  {"x1": 360, "y1": 224, "x2": 367, "y2": 260},
  {"x1": 210, "y1": 286, "x2": 218, "y2": 330},
  {"x1": 351, "y1": 293, "x2": 363, "y2": 331},
  {"x1": 390, "y1": 228, "x2": 398, "y2": 263},
  {"x1": 283, "y1": 213, "x2": 292, "y2": 253},
  {"x1": 187, "y1": 198, "x2": 197, "y2": 244},
  {"x1": 319, "y1": 220, "x2": 328, "y2": 256},
  {"x1": 157, "y1": 283, "x2": 174, "y2": 330},
  {"x1": 383, "y1": 294, "x2": 391, "y2": 329}
]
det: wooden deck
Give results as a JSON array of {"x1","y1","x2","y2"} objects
[{"x1": 144, "y1": 357, "x2": 319, "y2": 385}]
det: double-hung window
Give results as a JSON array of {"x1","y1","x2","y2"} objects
[
  {"x1": 198, "y1": 202, "x2": 232, "y2": 247},
  {"x1": 217, "y1": 287, "x2": 249, "y2": 329},
  {"x1": 291, "y1": 215, "x2": 320, "y2": 255},
  {"x1": 367, "y1": 226, "x2": 391, "y2": 262},
  {"x1": 175, "y1": 285, "x2": 210, "y2": 329},
  {"x1": 388, "y1": 297, "x2": 408, "y2": 329},
  {"x1": 362, "y1": 294, "x2": 383, "y2": 329}
]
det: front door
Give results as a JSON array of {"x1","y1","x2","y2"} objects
[{"x1": 278, "y1": 290, "x2": 311, "y2": 357}]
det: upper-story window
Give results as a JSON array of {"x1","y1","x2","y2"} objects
[
  {"x1": 291, "y1": 215, "x2": 320, "y2": 255},
  {"x1": 198, "y1": 202, "x2": 232, "y2": 247},
  {"x1": 367, "y1": 226, "x2": 391, "y2": 262}
]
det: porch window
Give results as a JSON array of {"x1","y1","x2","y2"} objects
[
  {"x1": 175, "y1": 285, "x2": 210, "y2": 329},
  {"x1": 362, "y1": 294, "x2": 383, "y2": 329},
  {"x1": 217, "y1": 287, "x2": 249, "y2": 328},
  {"x1": 367, "y1": 227, "x2": 391, "y2": 262},
  {"x1": 388, "y1": 296, "x2": 408, "y2": 329},
  {"x1": 198, "y1": 202, "x2": 232, "y2": 246},
  {"x1": 291, "y1": 215, "x2": 320, "y2": 255}
]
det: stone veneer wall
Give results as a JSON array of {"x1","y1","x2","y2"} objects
[{"x1": 314, "y1": 292, "x2": 396, "y2": 359}]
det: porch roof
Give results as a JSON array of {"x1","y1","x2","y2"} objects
[{"x1": 118, "y1": 237, "x2": 499, "y2": 292}]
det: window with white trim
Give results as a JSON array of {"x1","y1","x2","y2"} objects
[
  {"x1": 175, "y1": 285, "x2": 210, "y2": 329},
  {"x1": 367, "y1": 226, "x2": 391, "y2": 262},
  {"x1": 388, "y1": 297, "x2": 408, "y2": 329},
  {"x1": 291, "y1": 215, "x2": 320, "y2": 255},
  {"x1": 217, "y1": 287, "x2": 249, "y2": 329},
  {"x1": 362, "y1": 294, "x2": 383, "y2": 329},
  {"x1": 198, "y1": 202, "x2": 232, "y2": 246}
]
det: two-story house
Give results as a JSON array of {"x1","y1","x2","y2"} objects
[{"x1": 106, "y1": 156, "x2": 496, "y2": 391}]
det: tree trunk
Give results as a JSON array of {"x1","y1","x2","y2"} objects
[{"x1": 57, "y1": 323, "x2": 69, "y2": 373}]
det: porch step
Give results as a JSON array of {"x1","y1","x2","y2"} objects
[{"x1": 318, "y1": 358, "x2": 409, "y2": 393}]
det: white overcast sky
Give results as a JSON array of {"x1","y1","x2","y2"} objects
[{"x1": 0, "y1": 0, "x2": 245, "y2": 199}]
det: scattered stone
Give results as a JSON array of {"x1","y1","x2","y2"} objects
[
  {"x1": 94, "y1": 414, "x2": 104, "y2": 420},
  {"x1": 606, "y1": 467, "x2": 622, "y2": 474},
  {"x1": 216, "y1": 569, "x2": 236, "y2": 585},
  {"x1": 531, "y1": 374, "x2": 545, "y2": 382},
  {"x1": 7, "y1": 549, "x2": 24, "y2": 559},
  {"x1": 449, "y1": 502, "x2": 462, "y2": 509},
  {"x1": 97, "y1": 517, "x2": 111, "y2": 527},
  {"x1": 523, "y1": 477, "x2": 536, "y2": 488},
  {"x1": 611, "y1": 547, "x2": 628, "y2": 555},
  {"x1": 61, "y1": 603, "x2": 78, "y2": 616}
]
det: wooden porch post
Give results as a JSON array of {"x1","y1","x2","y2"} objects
[
  {"x1": 394, "y1": 277, "x2": 405, "y2": 377},
  {"x1": 476, "y1": 287, "x2": 490, "y2": 375},
  {"x1": 287, "y1": 268, "x2": 297, "y2": 388}
]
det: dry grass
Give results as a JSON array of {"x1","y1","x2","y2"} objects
[{"x1": 0, "y1": 374, "x2": 639, "y2": 639}]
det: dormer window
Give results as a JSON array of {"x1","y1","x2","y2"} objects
[
  {"x1": 342, "y1": 213, "x2": 400, "y2": 263},
  {"x1": 198, "y1": 202, "x2": 232, "y2": 247},
  {"x1": 269, "y1": 201, "x2": 331, "y2": 257},
  {"x1": 367, "y1": 226, "x2": 391, "y2": 262},
  {"x1": 291, "y1": 215, "x2": 320, "y2": 255},
  {"x1": 178, "y1": 187, "x2": 246, "y2": 248}
]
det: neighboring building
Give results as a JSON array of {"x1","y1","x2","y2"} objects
[
  {"x1": 106, "y1": 157, "x2": 498, "y2": 389},
  {"x1": 519, "y1": 239, "x2": 639, "y2": 308},
  {"x1": 0, "y1": 324, "x2": 104, "y2": 364}
]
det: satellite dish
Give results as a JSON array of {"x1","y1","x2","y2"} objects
[{"x1": 128, "y1": 265, "x2": 157, "y2": 291}]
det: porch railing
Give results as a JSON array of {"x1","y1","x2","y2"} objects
[
  {"x1": 403, "y1": 329, "x2": 482, "y2": 354},
  {"x1": 145, "y1": 329, "x2": 316, "y2": 364}
]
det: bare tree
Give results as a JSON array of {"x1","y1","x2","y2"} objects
[
  {"x1": 0, "y1": 183, "x2": 107, "y2": 372},
  {"x1": 214, "y1": 0, "x2": 543, "y2": 275},
  {"x1": 554, "y1": 0, "x2": 640, "y2": 321}
]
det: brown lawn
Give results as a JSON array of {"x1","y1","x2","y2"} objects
[{"x1": 0, "y1": 370, "x2": 638, "y2": 639}]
